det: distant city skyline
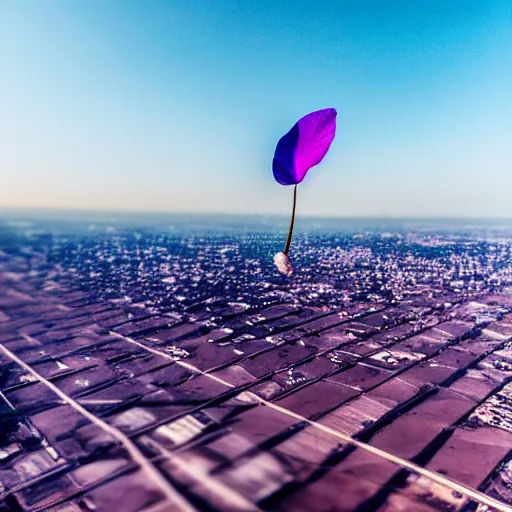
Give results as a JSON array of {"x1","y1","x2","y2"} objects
[{"x1": 1, "y1": 1, "x2": 511, "y2": 217}]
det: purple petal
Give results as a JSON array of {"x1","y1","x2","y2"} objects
[{"x1": 272, "y1": 108, "x2": 337, "y2": 186}]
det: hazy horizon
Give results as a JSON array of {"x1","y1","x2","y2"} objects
[
  {"x1": 4, "y1": 204, "x2": 512, "y2": 224},
  {"x1": 2, "y1": 1, "x2": 511, "y2": 217}
]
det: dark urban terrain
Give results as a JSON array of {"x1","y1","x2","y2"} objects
[{"x1": 1, "y1": 211, "x2": 512, "y2": 512}]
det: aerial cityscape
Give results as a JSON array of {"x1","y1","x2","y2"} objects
[
  {"x1": 1, "y1": 212, "x2": 512, "y2": 511},
  {"x1": 3, "y1": 1, "x2": 511, "y2": 511}
]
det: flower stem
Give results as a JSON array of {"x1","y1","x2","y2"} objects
[{"x1": 283, "y1": 184, "x2": 297, "y2": 255}]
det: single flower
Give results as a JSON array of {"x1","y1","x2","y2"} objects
[{"x1": 272, "y1": 108, "x2": 337, "y2": 275}]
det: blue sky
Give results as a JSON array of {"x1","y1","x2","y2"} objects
[{"x1": 1, "y1": 0, "x2": 511, "y2": 217}]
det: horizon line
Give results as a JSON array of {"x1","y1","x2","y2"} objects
[{"x1": 2, "y1": 205, "x2": 512, "y2": 222}]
